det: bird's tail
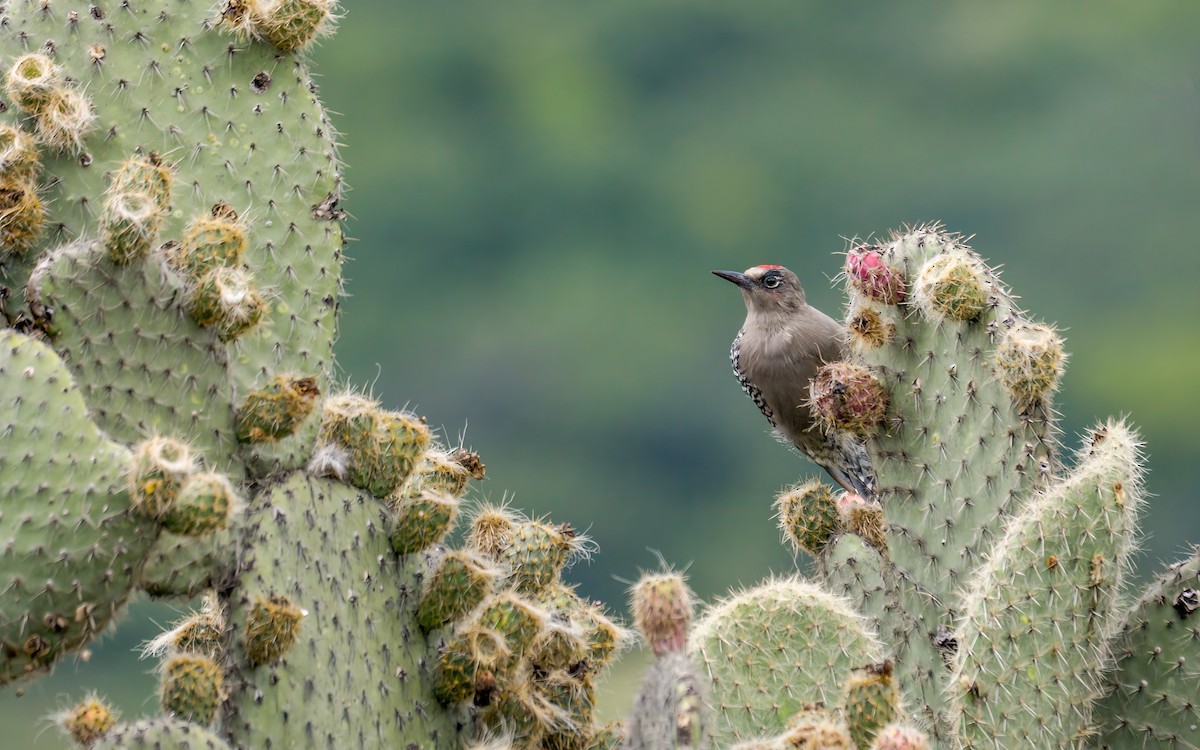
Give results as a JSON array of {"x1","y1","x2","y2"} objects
[{"x1": 818, "y1": 433, "x2": 877, "y2": 500}]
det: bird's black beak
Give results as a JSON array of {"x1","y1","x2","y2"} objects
[{"x1": 712, "y1": 270, "x2": 753, "y2": 290}]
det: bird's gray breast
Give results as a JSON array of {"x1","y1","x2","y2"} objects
[{"x1": 731, "y1": 329, "x2": 777, "y2": 426}]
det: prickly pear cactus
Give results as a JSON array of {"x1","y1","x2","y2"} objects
[
  {"x1": 617, "y1": 224, "x2": 1195, "y2": 750},
  {"x1": 0, "y1": 2, "x2": 629, "y2": 749}
]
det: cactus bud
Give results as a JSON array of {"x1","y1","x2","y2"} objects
[
  {"x1": 0, "y1": 123, "x2": 41, "y2": 181},
  {"x1": 242, "y1": 594, "x2": 304, "y2": 668},
  {"x1": 474, "y1": 593, "x2": 547, "y2": 658},
  {"x1": 102, "y1": 188, "x2": 160, "y2": 264},
  {"x1": 869, "y1": 722, "x2": 931, "y2": 750},
  {"x1": 0, "y1": 175, "x2": 45, "y2": 256},
  {"x1": 837, "y1": 493, "x2": 888, "y2": 551},
  {"x1": 630, "y1": 571, "x2": 694, "y2": 656},
  {"x1": 160, "y1": 472, "x2": 238, "y2": 536},
  {"x1": 809, "y1": 362, "x2": 888, "y2": 434},
  {"x1": 503, "y1": 520, "x2": 576, "y2": 594},
  {"x1": 235, "y1": 374, "x2": 321, "y2": 443},
  {"x1": 172, "y1": 214, "x2": 249, "y2": 275},
  {"x1": 780, "y1": 713, "x2": 853, "y2": 749},
  {"x1": 146, "y1": 595, "x2": 227, "y2": 658},
  {"x1": 995, "y1": 321, "x2": 1065, "y2": 408},
  {"x1": 843, "y1": 661, "x2": 900, "y2": 750},
  {"x1": 776, "y1": 480, "x2": 840, "y2": 556},
  {"x1": 577, "y1": 602, "x2": 628, "y2": 670},
  {"x1": 846, "y1": 244, "x2": 905, "y2": 304},
  {"x1": 187, "y1": 266, "x2": 266, "y2": 341},
  {"x1": 58, "y1": 695, "x2": 118, "y2": 746},
  {"x1": 390, "y1": 489, "x2": 459, "y2": 555},
  {"x1": 913, "y1": 251, "x2": 990, "y2": 323},
  {"x1": 160, "y1": 653, "x2": 224, "y2": 724},
  {"x1": 416, "y1": 550, "x2": 499, "y2": 632},
  {"x1": 846, "y1": 302, "x2": 895, "y2": 350},
  {"x1": 405, "y1": 447, "x2": 485, "y2": 498},
  {"x1": 111, "y1": 154, "x2": 173, "y2": 213},
  {"x1": 34, "y1": 87, "x2": 96, "y2": 153},
  {"x1": 317, "y1": 395, "x2": 431, "y2": 496},
  {"x1": 130, "y1": 436, "x2": 195, "y2": 519},
  {"x1": 248, "y1": 0, "x2": 338, "y2": 53},
  {"x1": 4, "y1": 53, "x2": 60, "y2": 112},
  {"x1": 467, "y1": 502, "x2": 520, "y2": 560}
]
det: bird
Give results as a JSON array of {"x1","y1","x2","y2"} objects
[{"x1": 713, "y1": 264, "x2": 876, "y2": 497}]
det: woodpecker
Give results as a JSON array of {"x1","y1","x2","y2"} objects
[{"x1": 713, "y1": 265, "x2": 876, "y2": 497}]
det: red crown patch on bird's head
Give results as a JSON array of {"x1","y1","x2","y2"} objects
[{"x1": 754, "y1": 265, "x2": 783, "y2": 270}]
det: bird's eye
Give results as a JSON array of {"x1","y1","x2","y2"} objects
[{"x1": 763, "y1": 275, "x2": 782, "y2": 289}]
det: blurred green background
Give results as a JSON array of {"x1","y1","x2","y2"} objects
[{"x1": 5, "y1": 2, "x2": 1200, "y2": 745}]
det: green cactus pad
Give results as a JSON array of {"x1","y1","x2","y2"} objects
[
  {"x1": 688, "y1": 577, "x2": 883, "y2": 745},
  {"x1": 92, "y1": 718, "x2": 232, "y2": 750},
  {"x1": 949, "y1": 420, "x2": 1144, "y2": 748},
  {"x1": 842, "y1": 224, "x2": 1062, "y2": 730},
  {"x1": 1093, "y1": 546, "x2": 1200, "y2": 749},
  {"x1": 223, "y1": 472, "x2": 455, "y2": 747},
  {"x1": 0, "y1": 331, "x2": 153, "y2": 683},
  {"x1": 819, "y1": 533, "x2": 943, "y2": 733},
  {"x1": 0, "y1": 0, "x2": 344, "y2": 465},
  {"x1": 27, "y1": 240, "x2": 241, "y2": 468},
  {"x1": 624, "y1": 650, "x2": 709, "y2": 750}
]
